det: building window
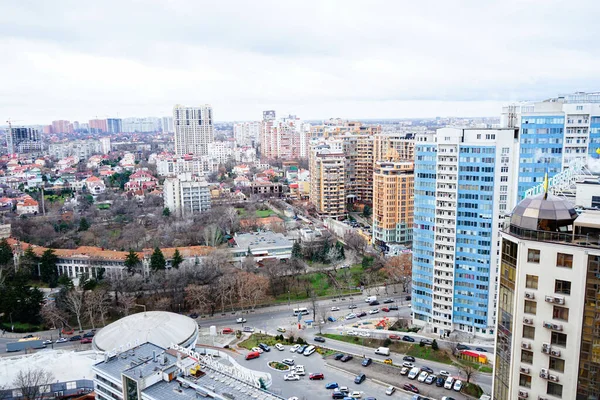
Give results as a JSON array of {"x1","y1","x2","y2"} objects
[
  {"x1": 547, "y1": 381, "x2": 563, "y2": 398},
  {"x1": 521, "y1": 350, "x2": 533, "y2": 364},
  {"x1": 556, "y1": 253, "x2": 573, "y2": 268},
  {"x1": 523, "y1": 325, "x2": 535, "y2": 339},
  {"x1": 554, "y1": 279, "x2": 571, "y2": 295},
  {"x1": 519, "y1": 373, "x2": 532, "y2": 388},
  {"x1": 549, "y1": 356, "x2": 565, "y2": 372},
  {"x1": 525, "y1": 274, "x2": 538, "y2": 289},
  {"x1": 552, "y1": 306, "x2": 569, "y2": 321},
  {"x1": 524, "y1": 300, "x2": 537, "y2": 315},
  {"x1": 551, "y1": 332, "x2": 567, "y2": 347},
  {"x1": 527, "y1": 249, "x2": 540, "y2": 263}
]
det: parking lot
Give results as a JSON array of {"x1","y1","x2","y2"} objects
[{"x1": 237, "y1": 342, "x2": 470, "y2": 400}]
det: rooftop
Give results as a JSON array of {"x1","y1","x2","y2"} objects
[
  {"x1": 93, "y1": 342, "x2": 175, "y2": 382},
  {"x1": 233, "y1": 231, "x2": 292, "y2": 250}
]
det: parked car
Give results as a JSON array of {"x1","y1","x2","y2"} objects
[
  {"x1": 189, "y1": 312, "x2": 199, "y2": 319},
  {"x1": 357, "y1": 311, "x2": 367, "y2": 318},
  {"x1": 331, "y1": 306, "x2": 340, "y2": 311},
  {"x1": 242, "y1": 326, "x2": 254, "y2": 332},
  {"x1": 402, "y1": 335, "x2": 415, "y2": 342},
  {"x1": 421, "y1": 366, "x2": 434, "y2": 374},
  {"x1": 328, "y1": 316, "x2": 337, "y2": 322},
  {"x1": 384, "y1": 358, "x2": 393, "y2": 365},
  {"x1": 403, "y1": 356, "x2": 415, "y2": 362},
  {"x1": 389, "y1": 305, "x2": 399, "y2": 310},
  {"x1": 438, "y1": 370, "x2": 451, "y2": 377},
  {"x1": 402, "y1": 361, "x2": 414, "y2": 368},
  {"x1": 400, "y1": 367, "x2": 409, "y2": 375},
  {"x1": 444, "y1": 377, "x2": 455, "y2": 389},
  {"x1": 346, "y1": 313, "x2": 357, "y2": 320},
  {"x1": 385, "y1": 385, "x2": 396, "y2": 395},
  {"x1": 293, "y1": 365, "x2": 305, "y2": 375},
  {"x1": 369, "y1": 309, "x2": 379, "y2": 315},
  {"x1": 456, "y1": 344, "x2": 470, "y2": 350},
  {"x1": 453, "y1": 380, "x2": 463, "y2": 392},
  {"x1": 42, "y1": 339, "x2": 53, "y2": 345},
  {"x1": 236, "y1": 317, "x2": 247, "y2": 323},
  {"x1": 222, "y1": 328, "x2": 233, "y2": 334},
  {"x1": 361, "y1": 358, "x2": 372, "y2": 367},
  {"x1": 389, "y1": 334, "x2": 400, "y2": 340},
  {"x1": 403, "y1": 383, "x2": 419, "y2": 394},
  {"x1": 475, "y1": 347, "x2": 487, "y2": 353},
  {"x1": 83, "y1": 331, "x2": 95, "y2": 338},
  {"x1": 333, "y1": 353, "x2": 344, "y2": 360},
  {"x1": 297, "y1": 344, "x2": 308, "y2": 354},
  {"x1": 275, "y1": 343, "x2": 284, "y2": 351},
  {"x1": 56, "y1": 337, "x2": 68, "y2": 343},
  {"x1": 383, "y1": 298, "x2": 394, "y2": 304},
  {"x1": 381, "y1": 307, "x2": 390, "y2": 312},
  {"x1": 314, "y1": 336, "x2": 326, "y2": 343},
  {"x1": 436, "y1": 376, "x2": 446, "y2": 387},
  {"x1": 331, "y1": 391, "x2": 345, "y2": 399},
  {"x1": 282, "y1": 358, "x2": 295, "y2": 366},
  {"x1": 340, "y1": 354, "x2": 353, "y2": 362},
  {"x1": 348, "y1": 304, "x2": 357, "y2": 309},
  {"x1": 417, "y1": 371, "x2": 429, "y2": 382},
  {"x1": 80, "y1": 338, "x2": 93, "y2": 344},
  {"x1": 420, "y1": 339, "x2": 433, "y2": 346},
  {"x1": 338, "y1": 386, "x2": 349, "y2": 393},
  {"x1": 69, "y1": 335, "x2": 82, "y2": 341},
  {"x1": 258, "y1": 343, "x2": 271, "y2": 352},
  {"x1": 61, "y1": 328, "x2": 74, "y2": 335},
  {"x1": 425, "y1": 374, "x2": 437, "y2": 384},
  {"x1": 354, "y1": 373, "x2": 366, "y2": 384},
  {"x1": 277, "y1": 327, "x2": 286, "y2": 333},
  {"x1": 245, "y1": 351, "x2": 260, "y2": 360},
  {"x1": 369, "y1": 300, "x2": 380, "y2": 306},
  {"x1": 408, "y1": 367, "x2": 420, "y2": 379},
  {"x1": 290, "y1": 344, "x2": 301, "y2": 353},
  {"x1": 251, "y1": 347, "x2": 263, "y2": 354},
  {"x1": 350, "y1": 390, "x2": 363, "y2": 398},
  {"x1": 284, "y1": 374, "x2": 300, "y2": 381},
  {"x1": 405, "y1": 296, "x2": 412, "y2": 301},
  {"x1": 325, "y1": 382, "x2": 339, "y2": 389},
  {"x1": 309, "y1": 373, "x2": 324, "y2": 380}
]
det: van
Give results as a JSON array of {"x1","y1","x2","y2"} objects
[
  {"x1": 365, "y1": 296, "x2": 377, "y2": 303},
  {"x1": 408, "y1": 367, "x2": 420, "y2": 380},
  {"x1": 375, "y1": 347, "x2": 390, "y2": 356},
  {"x1": 245, "y1": 351, "x2": 260, "y2": 360},
  {"x1": 303, "y1": 345, "x2": 316, "y2": 356}
]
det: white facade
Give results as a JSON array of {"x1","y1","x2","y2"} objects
[
  {"x1": 49, "y1": 139, "x2": 103, "y2": 160},
  {"x1": 207, "y1": 141, "x2": 234, "y2": 164},
  {"x1": 161, "y1": 116, "x2": 174, "y2": 133},
  {"x1": 155, "y1": 156, "x2": 218, "y2": 177},
  {"x1": 100, "y1": 137, "x2": 111, "y2": 154},
  {"x1": 121, "y1": 117, "x2": 161, "y2": 133},
  {"x1": 163, "y1": 173, "x2": 211, "y2": 218},
  {"x1": 233, "y1": 121, "x2": 261, "y2": 147},
  {"x1": 173, "y1": 104, "x2": 214, "y2": 156}
]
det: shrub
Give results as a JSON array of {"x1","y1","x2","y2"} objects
[
  {"x1": 288, "y1": 335, "x2": 294, "y2": 343},
  {"x1": 383, "y1": 338, "x2": 392, "y2": 347},
  {"x1": 432, "y1": 339, "x2": 439, "y2": 351},
  {"x1": 419, "y1": 341, "x2": 425, "y2": 347},
  {"x1": 297, "y1": 337, "x2": 306, "y2": 345}
]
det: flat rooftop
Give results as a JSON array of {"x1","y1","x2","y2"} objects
[{"x1": 233, "y1": 231, "x2": 292, "y2": 250}]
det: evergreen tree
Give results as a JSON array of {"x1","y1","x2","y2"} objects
[
  {"x1": 363, "y1": 205, "x2": 372, "y2": 218},
  {"x1": 150, "y1": 247, "x2": 166, "y2": 272},
  {"x1": 336, "y1": 242, "x2": 345, "y2": 260},
  {"x1": 78, "y1": 217, "x2": 90, "y2": 231},
  {"x1": 124, "y1": 249, "x2": 140, "y2": 275},
  {"x1": 171, "y1": 248, "x2": 183, "y2": 269},
  {"x1": 20, "y1": 246, "x2": 39, "y2": 278},
  {"x1": 319, "y1": 241, "x2": 330, "y2": 263},
  {"x1": 0, "y1": 238, "x2": 13, "y2": 267},
  {"x1": 292, "y1": 242, "x2": 302, "y2": 259},
  {"x1": 40, "y1": 249, "x2": 59, "y2": 287},
  {"x1": 162, "y1": 207, "x2": 171, "y2": 217}
]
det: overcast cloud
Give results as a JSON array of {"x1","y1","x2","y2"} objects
[{"x1": 1, "y1": 0, "x2": 599, "y2": 123}]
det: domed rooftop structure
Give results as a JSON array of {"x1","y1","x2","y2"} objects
[
  {"x1": 93, "y1": 311, "x2": 198, "y2": 352},
  {"x1": 510, "y1": 193, "x2": 578, "y2": 232}
]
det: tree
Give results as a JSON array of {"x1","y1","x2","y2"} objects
[
  {"x1": 362, "y1": 205, "x2": 372, "y2": 218},
  {"x1": 12, "y1": 368, "x2": 55, "y2": 400},
  {"x1": 63, "y1": 289, "x2": 84, "y2": 332},
  {"x1": 431, "y1": 339, "x2": 439, "y2": 351},
  {"x1": 39, "y1": 249, "x2": 58, "y2": 287},
  {"x1": 0, "y1": 238, "x2": 13, "y2": 267},
  {"x1": 291, "y1": 241, "x2": 302, "y2": 259},
  {"x1": 460, "y1": 364, "x2": 478, "y2": 384},
  {"x1": 150, "y1": 247, "x2": 166, "y2": 272},
  {"x1": 383, "y1": 253, "x2": 412, "y2": 293},
  {"x1": 344, "y1": 231, "x2": 367, "y2": 253},
  {"x1": 124, "y1": 249, "x2": 140, "y2": 275},
  {"x1": 171, "y1": 248, "x2": 183, "y2": 269},
  {"x1": 78, "y1": 217, "x2": 90, "y2": 232},
  {"x1": 19, "y1": 247, "x2": 39, "y2": 277},
  {"x1": 162, "y1": 207, "x2": 171, "y2": 217},
  {"x1": 40, "y1": 301, "x2": 68, "y2": 330},
  {"x1": 202, "y1": 224, "x2": 222, "y2": 247}
]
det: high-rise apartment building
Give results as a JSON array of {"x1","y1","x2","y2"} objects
[
  {"x1": 121, "y1": 117, "x2": 161, "y2": 133},
  {"x1": 100, "y1": 137, "x2": 111, "y2": 154},
  {"x1": 259, "y1": 114, "x2": 309, "y2": 160},
  {"x1": 372, "y1": 155, "x2": 414, "y2": 247},
  {"x1": 7, "y1": 127, "x2": 44, "y2": 155},
  {"x1": 161, "y1": 116, "x2": 174, "y2": 133},
  {"x1": 412, "y1": 127, "x2": 520, "y2": 339},
  {"x1": 163, "y1": 173, "x2": 211, "y2": 218},
  {"x1": 52, "y1": 120, "x2": 73, "y2": 134},
  {"x1": 106, "y1": 118, "x2": 122, "y2": 134},
  {"x1": 501, "y1": 92, "x2": 600, "y2": 199},
  {"x1": 234, "y1": 121, "x2": 261, "y2": 147},
  {"x1": 89, "y1": 119, "x2": 108, "y2": 134},
  {"x1": 309, "y1": 144, "x2": 346, "y2": 219},
  {"x1": 493, "y1": 194, "x2": 600, "y2": 400},
  {"x1": 339, "y1": 134, "x2": 374, "y2": 203},
  {"x1": 373, "y1": 132, "x2": 415, "y2": 162},
  {"x1": 173, "y1": 104, "x2": 213, "y2": 156}
]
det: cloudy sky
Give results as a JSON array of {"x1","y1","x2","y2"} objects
[{"x1": 2, "y1": 0, "x2": 600, "y2": 123}]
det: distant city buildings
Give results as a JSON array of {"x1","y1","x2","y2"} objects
[
  {"x1": 163, "y1": 173, "x2": 211, "y2": 218},
  {"x1": 259, "y1": 113, "x2": 310, "y2": 160},
  {"x1": 207, "y1": 141, "x2": 234, "y2": 164},
  {"x1": 7, "y1": 127, "x2": 44, "y2": 155},
  {"x1": 412, "y1": 127, "x2": 520, "y2": 339},
  {"x1": 49, "y1": 139, "x2": 104, "y2": 160},
  {"x1": 106, "y1": 118, "x2": 122, "y2": 134},
  {"x1": 99, "y1": 137, "x2": 111, "y2": 154},
  {"x1": 52, "y1": 120, "x2": 73, "y2": 134},
  {"x1": 173, "y1": 104, "x2": 214, "y2": 156},
  {"x1": 233, "y1": 121, "x2": 261, "y2": 147},
  {"x1": 89, "y1": 119, "x2": 107, "y2": 134},
  {"x1": 122, "y1": 117, "x2": 161, "y2": 133},
  {"x1": 161, "y1": 116, "x2": 174, "y2": 133}
]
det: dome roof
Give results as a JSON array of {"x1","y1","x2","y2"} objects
[
  {"x1": 93, "y1": 311, "x2": 198, "y2": 351},
  {"x1": 510, "y1": 193, "x2": 577, "y2": 231}
]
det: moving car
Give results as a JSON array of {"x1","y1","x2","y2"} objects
[
  {"x1": 361, "y1": 357, "x2": 372, "y2": 367},
  {"x1": 402, "y1": 383, "x2": 419, "y2": 393},
  {"x1": 331, "y1": 306, "x2": 340, "y2": 311},
  {"x1": 222, "y1": 328, "x2": 233, "y2": 334},
  {"x1": 421, "y1": 366, "x2": 434, "y2": 374},
  {"x1": 42, "y1": 339, "x2": 53, "y2": 345},
  {"x1": 456, "y1": 344, "x2": 470, "y2": 350},
  {"x1": 348, "y1": 304, "x2": 357, "y2": 309},
  {"x1": 354, "y1": 373, "x2": 366, "y2": 384},
  {"x1": 402, "y1": 336, "x2": 415, "y2": 342},
  {"x1": 242, "y1": 326, "x2": 254, "y2": 333},
  {"x1": 332, "y1": 391, "x2": 345, "y2": 399},
  {"x1": 420, "y1": 339, "x2": 433, "y2": 346},
  {"x1": 441, "y1": 397, "x2": 457, "y2": 400},
  {"x1": 80, "y1": 337, "x2": 93, "y2": 344},
  {"x1": 83, "y1": 331, "x2": 95, "y2": 338},
  {"x1": 389, "y1": 305, "x2": 399, "y2": 310},
  {"x1": 444, "y1": 377, "x2": 455, "y2": 389},
  {"x1": 340, "y1": 354, "x2": 353, "y2": 362},
  {"x1": 369, "y1": 300, "x2": 380, "y2": 306},
  {"x1": 385, "y1": 385, "x2": 396, "y2": 395},
  {"x1": 375, "y1": 347, "x2": 390, "y2": 356},
  {"x1": 189, "y1": 312, "x2": 199, "y2": 319},
  {"x1": 284, "y1": 374, "x2": 300, "y2": 381},
  {"x1": 258, "y1": 343, "x2": 271, "y2": 352},
  {"x1": 309, "y1": 373, "x2": 324, "y2": 380},
  {"x1": 325, "y1": 382, "x2": 339, "y2": 389},
  {"x1": 475, "y1": 347, "x2": 487, "y2": 352},
  {"x1": 339, "y1": 386, "x2": 349, "y2": 393},
  {"x1": 357, "y1": 311, "x2": 367, "y2": 318},
  {"x1": 277, "y1": 327, "x2": 287, "y2": 333},
  {"x1": 282, "y1": 358, "x2": 295, "y2": 366},
  {"x1": 346, "y1": 313, "x2": 357, "y2": 320},
  {"x1": 350, "y1": 390, "x2": 363, "y2": 398},
  {"x1": 56, "y1": 337, "x2": 68, "y2": 343},
  {"x1": 293, "y1": 365, "x2": 305, "y2": 375},
  {"x1": 245, "y1": 351, "x2": 260, "y2": 360},
  {"x1": 402, "y1": 361, "x2": 414, "y2": 368},
  {"x1": 417, "y1": 371, "x2": 428, "y2": 382},
  {"x1": 381, "y1": 307, "x2": 390, "y2": 312},
  {"x1": 389, "y1": 334, "x2": 400, "y2": 340},
  {"x1": 236, "y1": 317, "x2": 247, "y2": 323},
  {"x1": 328, "y1": 316, "x2": 337, "y2": 322},
  {"x1": 314, "y1": 336, "x2": 326, "y2": 343},
  {"x1": 384, "y1": 358, "x2": 393, "y2": 365},
  {"x1": 69, "y1": 335, "x2": 82, "y2": 341},
  {"x1": 369, "y1": 309, "x2": 379, "y2": 315},
  {"x1": 403, "y1": 356, "x2": 415, "y2": 362},
  {"x1": 438, "y1": 370, "x2": 451, "y2": 377},
  {"x1": 251, "y1": 347, "x2": 263, "y2": 354},
  {"x1": 383, "y1": 298, "x2": 394, "y2": 304},
  {"x1": 275, "y1": 343, "x2": 284, "y2": 351},
  {"x1": 61, "y1": 328, "x2": 74, "y2": 335},
  {"x1": 453, "y1": 380, "x2": 463, "y2": 392}
]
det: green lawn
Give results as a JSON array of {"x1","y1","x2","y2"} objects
[
  {"x1": 452, "y1": 358, "x2": 493, "y2": 373},
  {"x1": 255, "y1": 209, "x2": 275, "y2": 217},
  {"x1": 407, "y1": 345, "x2": 452, "y2": 364},
  {"x1": 238, "y1": 333, "x2": 281, "y2": 350}
]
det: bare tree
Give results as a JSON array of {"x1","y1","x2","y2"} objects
[
  {"x1": 384, "y1": 253, "x2": 412, "y2": 293},
  {"x1": 460, "y1": 364, "x2": 478, "y2": 384},
  {"x1": 63, "y1": 289, "x2": 84, "y2": 332},
  {"x1": 85, "y1": 289, "x2": 110, "y2": 329},
  {"x1": 202, "y1": 224, "x2": 222, "y2": 247},
  {"x1": 185, "y1": 283, "x2": 222, "y2": 316},
  {"x1": 12, "y1": 368, "x2": 55, "y2": 400},
  {"x1": 344, "y1": 231, "x2": 367, "y2": 253},
  {"x1": 119, "y1": 294, "x2": 137, "y2": 316}
]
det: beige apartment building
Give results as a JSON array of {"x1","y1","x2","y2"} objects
[
  {"x1": 373, "y1": 132, "x2": 415, "y2": 162},
  {"x1": 372, "y1": 154, "x2": 414, "y2": 247},
  {"x1": 309, "y1": 145, "x2": 346, "y2": 219}
]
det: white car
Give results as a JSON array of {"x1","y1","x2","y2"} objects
[
  {"x1": 242, "y1": 326, "x2": 254, "y2": 332},
  {"x1": 293, "y1": 365, "x2": 305, "y2": 375},
  {"x1": 236, "y1": 317, "x2": 247, "y2": 323},
  {"x1": 359, "y1": 331, "x2": 371, "y2": 337},
  {"x1": 275, "y1": 343, "x2": 284, "y2": 351},
  {"x1": 418, "y1": 371, "x2": 429, "y2": 382},
  {"x1": 444, "y1": 376, "x2": 455, "y2": 389},
  {"x1": 346, "y1": 313, "x2": 357, "y2": 319},
  {"x1": 402, "y1": 361, "x2": 414, "y2": 368},
  {"x1": 350, "y1": 391, "x2": 362, "y2": 398},
  {"x1": 369, "y1": 309, "x2": 379, "y2": 314},
  {"x1": 453, "y1": 380, "x2": 463, "y2": 392},
  {"x1": 251, "y1": 347, "x2": 263, "y2": 354},
  {"x1": 385, "y1": 385, "x2": 396, "y2": 395},
  {"x1": 400, "y1": 367, "x2": 409, "y2": 375},
  {"x1": 42, "y1": 339, "x2": 53, "y2": 345},
  {"x1": 439, "y1": 370, "x2": 451, "y2": 377},
  {"x1": 290, "y1": 344, "x2": 300, "y2": 352},
  {"x1": 282, "y1": 358, "x2": 295, "y2": 366},
  {"x1": 346, "y1": 330, "x2": 358, "y2": 336},
  {"x1": 284, "y1": 374, "x2": 300, "y2": 381},
  {"x1": 331, "y1": 306, "x2": 340, "y2": 311},
  {"x1": 56, "y1": 337, "x2": 68, "y2": 343}
]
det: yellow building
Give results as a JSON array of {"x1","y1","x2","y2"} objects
[
  {"x1": 372, "y1": 151, "x2": 414, "y2": 246},
  {"x1": 373, "y1": 133, "x2": 415, "y2": 163},
  {"x1": 309, "y1": 146, "x2": 346, "y2": 219}
]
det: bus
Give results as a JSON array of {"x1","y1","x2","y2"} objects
[{"x1": 293, "y1": 307, "x2": 309, "y2": 316}]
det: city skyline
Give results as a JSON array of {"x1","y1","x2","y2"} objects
[{"x1": 3, "y1": 1, "x2": 600, "y2": 123}]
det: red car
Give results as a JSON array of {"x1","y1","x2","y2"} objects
[
  {"x1": 389, "y1": 334, "x2": 401, "y2": 340},
  {"x1": 403, "y1": 383, "x2": 419, "y2": 393},
  {"x1": 381, "y1": 307, "x2": 390, "y2": 312},
  {"x1": 309, "y1": 373, "x2": 324, "y2": 380},
  {"x1": 222, "y1": 328, "x2": 234, "y2": 334},
  {"x1": 80, "y1": 338, "x2": 93, "y2": 344},
  {"x1": 62, "y1": 328, "x2": 74, "y2": 335}
]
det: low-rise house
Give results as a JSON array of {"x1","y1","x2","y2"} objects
[{"x1": 230, "y1": 231, "x2": 293, "y2": 264}]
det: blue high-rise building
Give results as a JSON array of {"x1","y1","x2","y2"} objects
[{"x1": 411, "y1": 127, "x2": 520, "y2": 339}]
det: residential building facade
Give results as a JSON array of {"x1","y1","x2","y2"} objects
[
  {"x1": 163, "y1": 173, "x2": 211, "y2": 218},
  {"x1": 234, "y1": 121, "x2": 261, "y2": 147},
  {"x1": 493, "y1": 194, "x2": 600, "y2": 400},
  {"x1": 7, "y1": 127, "x2": 44, "y2": 155},
  {"x1": 106, "y1": 118, "x2": 122, "y2": 134},
  {"x1": 259, "y1": 114, "x2": 309, "y2": 160},
  {"x1": 173, "y1": 104, "x2": 214, "y2": 156},
  {"x1": 309, "y1": 145, "x2": 346, "y2": 219},
  {"x1": 49, "y1": 139, "x2": 103, "y2": 160},
  {"x1": 89, "y1": 119, "x2": 107, "y2": 134},
  {"x1": 412, "y1": 127, "x2": 520, "y2": 339}
]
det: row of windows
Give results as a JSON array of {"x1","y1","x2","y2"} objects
[{"x1": 527, "y1": 250, "x2": 573, "y2": 268}]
